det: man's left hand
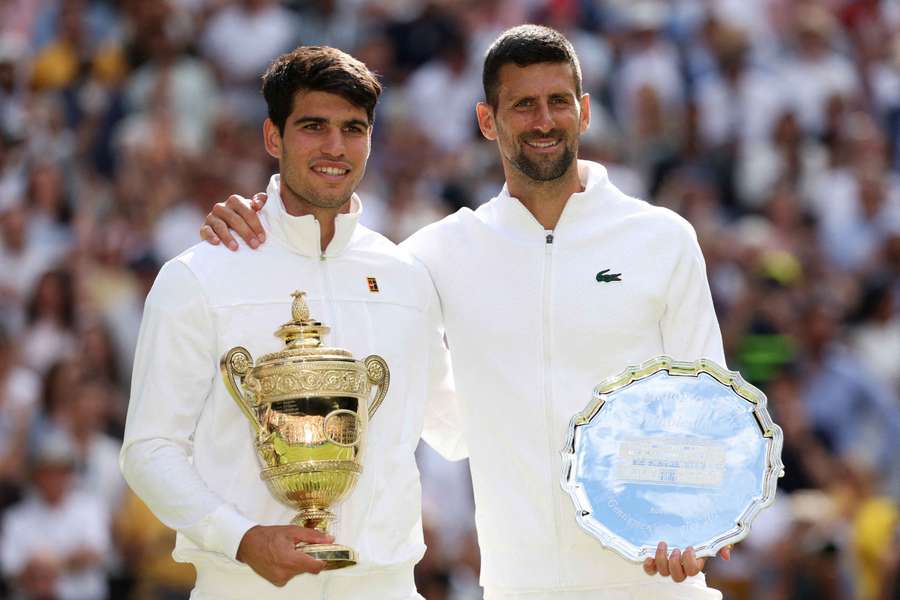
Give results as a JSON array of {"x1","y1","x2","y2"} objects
[{"x1": 642, "y1": 542, "x2": 731, "y2": 582}]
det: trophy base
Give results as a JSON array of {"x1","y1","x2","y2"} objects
[{"x1": 295, "y1": 543, "x2": 357, "y2": 570}]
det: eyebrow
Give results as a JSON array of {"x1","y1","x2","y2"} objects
[{"x1": 293, "y1": 116, "x2": 370, "y2": 129}]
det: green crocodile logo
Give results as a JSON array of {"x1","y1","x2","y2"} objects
[{"x1": 596, "y1": 269, "x2": 622, "y2": 283}]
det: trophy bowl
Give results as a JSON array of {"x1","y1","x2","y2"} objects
[{"x1": 221, "y1": 291, "x2": 389, "y2": 570}]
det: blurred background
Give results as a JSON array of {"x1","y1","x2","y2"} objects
[{"x1": 0, "y1": 0, "x2": 899, "y2": 598}]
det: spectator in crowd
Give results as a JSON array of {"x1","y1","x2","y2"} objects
[
  {"x1": 0, "y1": 1, "x2": 899, "y2": 598},
  {"x1": 0, "y1": 433, "x2": 111, "y2": 600}
]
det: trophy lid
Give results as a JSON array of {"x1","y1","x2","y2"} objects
[{"x1": 258, "y1": 291, "x2": 353, "y2": 364}]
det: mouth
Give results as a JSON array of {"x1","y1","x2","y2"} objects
[
  {"x1": 522, "y1": 138, "x2": 562, "y2": 153},
  {"x1": 311, "y1": 164, "x2": 351, "y2": 182}
]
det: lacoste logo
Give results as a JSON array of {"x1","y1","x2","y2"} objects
[
  {"x1": 596, "y1": 269, "x2": 622, "y2": 283},
  {"x1": 367, "y1": 277, "x2": 379, "y2": 292}
]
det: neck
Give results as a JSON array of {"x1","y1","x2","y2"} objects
[
  {"x1": 279, "y1": 184, "x2": 350, "y2": 252},
  {"x1": 505, "y1": 161, "x2": 583, "y2": 230}
]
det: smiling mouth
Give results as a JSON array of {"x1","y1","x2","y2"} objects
[
  {"x1": 313, "y1": 166, "x2": 350, "y2": 176},
  {"x1": 523, "y1": 139, "x2": 561, "y2": 150}
]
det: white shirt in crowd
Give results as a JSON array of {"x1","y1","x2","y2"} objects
[{"x1": 0, "y1": 490, "x2": 110, "y2": 600}]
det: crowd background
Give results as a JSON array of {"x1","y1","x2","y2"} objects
[{"x1": 1, "y1": 0, "x2": 899, "y2": 598}]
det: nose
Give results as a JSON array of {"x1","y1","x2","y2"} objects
[
  {"x1": 532, "y1": 100, "x2": 554, "y2": 133},
  {"x1": 321, "y1": 127, "x2": 346, "y2": 157}
]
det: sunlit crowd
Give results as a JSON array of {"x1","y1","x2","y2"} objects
[{"x1": 1, "y1": 1, "x2": 899, "y2": 599}]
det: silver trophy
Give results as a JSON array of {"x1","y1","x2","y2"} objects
[{"x1": 561, "y1": 356, "x2": 784, "y2": 562}]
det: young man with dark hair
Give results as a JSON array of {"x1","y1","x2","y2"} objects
[
  {"x1": 122, "y1": 46, "x2": 464, "y2": 599},
  {"x1": 203, "y1": 27, "x2": 729, "y2": 599}
]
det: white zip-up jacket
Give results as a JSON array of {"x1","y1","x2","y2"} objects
[
  {"x1": 402, "y1": 160, "x2": 725, "y2": 598},
  {"x1": 121, "y1": 175, "x2": 465, "y2": 599}
]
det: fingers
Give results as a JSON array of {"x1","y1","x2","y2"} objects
[
  {"x1": 251, "y1": 192, "x2": 268, "y2": 215},
  {"x1": 210, "y1": 198, "x2": 257, "y2": 249},
  {"x1": 206, "y1": 214, "x2": 238, "y2": 251},
  {"x1": 668, "y1": 548, "x2": 686, "y2": 582},
  {"x1": 225, "y1": 194, "x2": 265, "y2": 244},
  {"x1": 286, "y1": 549, "x2": 327, "y2": 576},
  {"x1": 682, "y1": 547, "x2": 702, "y2": 577},
  {"x1": 289, "y1": 525, "x2": 334, "y2": 546},
  {"x1": 648, "y1": 543, "x2": 711, "y2": 581},
  {"x1": 655, "y1": 542, "x2": 670, "y2": 578},
  {"x1": 719, "y1": 545, "x2": 732, "y2": 561},
  {"x1": 199, "y1": 224, "x2": 220, "y2": 245}
]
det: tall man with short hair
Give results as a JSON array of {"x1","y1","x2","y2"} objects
[
  {"x1": 203, "y1": 26, "x2": 729, "y2": 599},
  {"x1": 122, "y1": 46, "x2": 464, "y2": 599}
]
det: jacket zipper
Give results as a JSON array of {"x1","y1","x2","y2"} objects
[
  {"x1": 314, "y1": 221, "x2": 338, "y2": 345},
  {"x1": 542, "y1": 229, "x2": 562, "y2": 584},
  {"x1": 319, "y1": 253, "x2": 340, "y2": 346}
]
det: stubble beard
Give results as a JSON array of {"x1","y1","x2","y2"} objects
[
  {"x1": 509, "y1": 130, "x2": 577, "y2": 182},
  {"x1": 512, "y1": 144, "x2": 575, "y2": 182},
  {"x1": 281, "y1": 164, "x2": 356, "y2": 212}
]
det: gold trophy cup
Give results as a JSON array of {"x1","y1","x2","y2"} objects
[{"x1": 221, "y1": 291, "x2": 389, "y2": 569}]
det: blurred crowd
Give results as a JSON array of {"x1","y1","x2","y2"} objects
[{"x1": 0, "y1": 0, "x2": 899, "y2": 599}]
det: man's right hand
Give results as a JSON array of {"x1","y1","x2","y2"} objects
[
  {"x1": 200, "y1": 192, "x2": 268, "y2": 251},
  {"x1": 236, "y1": 524, "x2": 333, "y2": 586}
]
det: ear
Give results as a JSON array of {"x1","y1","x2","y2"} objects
[
  {"x1": 263, "y1": 118, "x2": 282, "y2": 159},
  {"x1": 578, "y1": 93, "x2": 591, "y2": 135},
  {"x1": 476, "y1": 102, "x2": 498, "y2": 141}
]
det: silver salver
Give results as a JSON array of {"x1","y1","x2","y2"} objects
[{"x1": 561, "y1": 356, "x2": 784, "y2": 563}]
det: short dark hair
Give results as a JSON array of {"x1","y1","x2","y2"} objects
[
  {"x1": 262, "y1": 46, "x2": 382, "y2": 134},
  {"x1": 482, "y1": 25, "x2": 582, "y2": 108}
]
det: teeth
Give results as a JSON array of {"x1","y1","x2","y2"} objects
[
  {"x1": 527, "y1": 140, "x2": 559, "y2": 148},
  {"x1": 315, "y1": 166, "x2": 348, "y2": 176}
]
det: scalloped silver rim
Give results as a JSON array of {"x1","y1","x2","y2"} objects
[{"x1": 560, "y1": 355, "x2": 785, "y2": 563}]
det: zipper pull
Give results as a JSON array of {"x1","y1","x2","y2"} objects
[{"x1": 545, "y1": 231, "x2": 554, "y2": 244}]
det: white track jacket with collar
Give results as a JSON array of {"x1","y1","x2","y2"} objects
[
  {"x1": 121, "y1": 175, "x2": 465, "y2": 600},
  {"x1": 402, "y1": 160, "x2": 726, "y2": 600}
]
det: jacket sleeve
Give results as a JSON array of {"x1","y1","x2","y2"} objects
[
  {"x1": 418, "y1": 265, "x2": 468, "y2": 461},
  {"x1": 119, "y1": 260, "x2": 256, "y2": 561},
  {"x1": 659, "y1": 221, "x2": 727, "y2": 367}
]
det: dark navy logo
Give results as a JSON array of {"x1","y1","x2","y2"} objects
[{"x1": 596, "y1": 269, "x2": 622, "y2": 283}]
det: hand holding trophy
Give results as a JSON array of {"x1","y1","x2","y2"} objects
[{"x1": 221, "y1": 291, "x2": 389, "y2": 570}]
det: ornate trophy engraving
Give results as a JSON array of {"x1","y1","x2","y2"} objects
[
  {"x1": 221, "y1": 291, "x2": 389, "y2": 570},
  {"x1": 561, "y1": 356, "x2": 784, "y2": 563}
]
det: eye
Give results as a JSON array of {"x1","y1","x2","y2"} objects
[
  {"x1": 514, "y1": 98, "x2": 534, "y2": 109},
  {"x1": 343, "y1": 125, "x2": 365, "y2": 135},
  {"x1": 303, "y1": 122, "x2": 323, "y2": 131},
  {"x1": 551, "y1": 96, "x2": 570, "y2": 105}
]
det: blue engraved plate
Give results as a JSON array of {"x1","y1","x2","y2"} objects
[{"x1": 561, "y1": 356, "x2": 784, "y2": 563}]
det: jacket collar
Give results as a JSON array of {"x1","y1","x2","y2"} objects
[
  {"x1": 487, "y1": 160, "x2": 611, "y2": 237},
  {"x1": 260, "y1": 174, "x2": 362, "y2": 258}
]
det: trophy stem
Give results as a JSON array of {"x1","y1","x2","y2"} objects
[
  {"x1": 291, "y1": 508, "x2": 357, "y2": 570},
  {"x1": 291, "y1": 507, "x2": 334, "y2": 532}
]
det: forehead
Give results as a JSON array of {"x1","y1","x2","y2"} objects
[
  {"x1": 495, "y1": 62, "x2": 578, "y2": 101},
  {"x1": 289, "y1": 89, "x2": 369, "y2": 122}
]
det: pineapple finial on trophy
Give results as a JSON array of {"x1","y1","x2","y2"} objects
[{"x1": 291, "y1": 290, "x2": 311, "y2": 322}]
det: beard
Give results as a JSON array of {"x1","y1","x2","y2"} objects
[
  {"x1": 511, "y1": 131, "x2": 576, "y2": 182},
  {"x1": 280, "y1": 156, "x2": 361, "y2": 211}
]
